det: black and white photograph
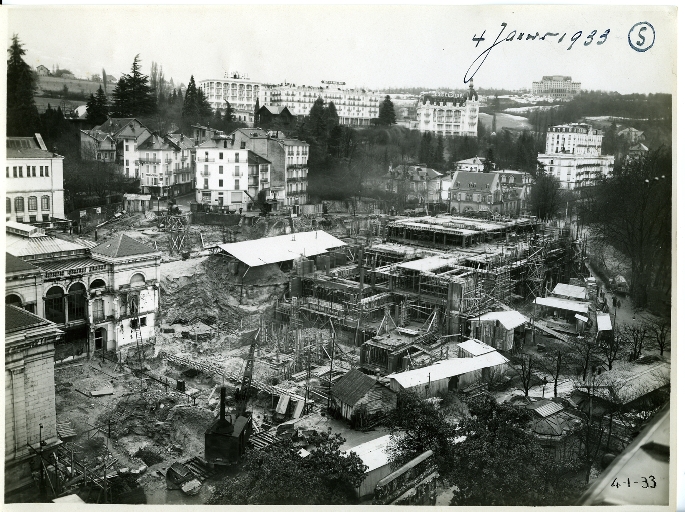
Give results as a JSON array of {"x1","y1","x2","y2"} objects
[{"x1": 3, "y1": 4, "x2": 676, "y2": 508}]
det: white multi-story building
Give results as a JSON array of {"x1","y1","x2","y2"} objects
[
  {"x1": 268, "y1": 83, "x2": 380, "y2": 126},
  {"x1": 416, "y1": 80, "x2": 479, "y2": 137},
  {"x1": 195, "y1": 132, "x2": 272, "y2": 210},
  {"x1": 197, "y1": 71, "x2": 260, "y2": 120},
  {"x1": 545, "y1": 123, "x2": 604, "y2": 155},
  {"x1": 282, "y1": 139, "x2": 309, "y2": 206},
  {"x1": 537, "y1": 154, "x2": 614, "y2": 190},
  {"x1": 539, "y1": 123, "x2": 613, "y2": 189},
  {"x1": 531, "y1": 76, "x2": 581, "y2": 100},
  {"x1": 6, "y1": 134, "x2": 65, "y2": 225},
  {"x1": 137, "y1": 133, "x2": 194, "y2": 198}
]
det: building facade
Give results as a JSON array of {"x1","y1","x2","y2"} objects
[
  {"x1": 282, "y1": 139, "x2": 309, "y2": 206},
  {"x1": 5, "y1": 305, "x2": 63, "y2": 497},
  {"x1": 6, "y1": 134, "x2": 65, "y2": 225},
  {"x1": 268, "y1": 83, "x2": 380, "y2": 126},
  {"x1": 456, "y1": 156, "x2": 485, "y2": 173},
  {"x1": 137, "y1": 133, "x2": 194, "y2": 198},
  {"x1": 531, "y1": 76, "x2": 581, "y2": 100},
  {"x1": 449, "y1": 171, "x2": 520, "y2": 215},
  {"x1": 197, "y1": 71, "x2": 260, "y2": 121},
  {"x1": 545, "y1": 123, "x2": 604, "y2": 155},
  {"x1": 537, "y1": 153, "x2": 614, "y2": 190},
  {"x1": 416, "y1": 80, "x2": 479, "y2": 137},
  {"x1": 195, "y1": 131, "x2": 273, "y2": 210},
  {"x1": 5, "y1": 225, "x2": 161, "y2": 355},
  {"x1": 385, "y1": 164, "x2": 445, "y2": 206}
]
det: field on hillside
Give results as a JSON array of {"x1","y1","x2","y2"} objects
[{"x1": 479, "y1": 112, "x2": 532, "y2": 131}]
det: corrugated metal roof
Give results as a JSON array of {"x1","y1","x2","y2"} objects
[
  {"x1": 389, "y1": 351, "x2": 509, "y2": 389},
  {"x1": 530, "y1": 400, "x2": 564, "y2": 418},
  {"x1": 474, "y1": 310, "x2": 528, "y2": 330},
  {"x1": 534, "y1": 296, "x2": 589, "y2": 314},
  {"x1": 218, "y1": 230, "x2": 346, "y2": 267},
  {"x1": 6, "y1": 234, "x2": 88, "y2": 257},
  {"x1": 343, "y1": 434, "x2": 392, "y2": 472},
  {"x1": 33, "y1": 257, "x2": 103, "y2": 273},
  {"x1": 552, "y1": 283, "x2": 587, "y2": 300},
  {"x1": 596, "y1": 313, "x2": 612, "y2": 331},
  {"x1": 331, "y1": 369, "x2": 377, "y2": 406}
]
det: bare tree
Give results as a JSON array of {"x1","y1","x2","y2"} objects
[
  {"x1": 569, "y1": 334, "x2": 599, "y2": 382},
  {"x1": 511, "y1": 354, "x2": 535, "y2": 397},
  {"x1": 646, "y1": 317, "x2": 671, "y2": 356},
  {"x1": 597, "y1": 328, "x2": 624, "y2": 371},
  {"x1": 535, "y1": 349, "x2": 567, "y2": 397},
  {"x1": 624, "y1": 322, "x2": 649, "y2": 361}
]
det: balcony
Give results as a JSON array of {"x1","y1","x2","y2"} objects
[
  {"x1": 164, "y1": 158, "x2": 173, "y2": 164},
  {"x1": 138, "y1": 157, "x2": 161, "y2": 164},
  {"x1": 287, "y1": 163, "x2": 308, "y2": 170},
  {"x1": 203, "y1": 183, "x2": 209, "y2": 190},
  {"x1": 198, "y1": 157, "x2": 216, "y2": 163},
  {"x1": 201, "y1": 171, "x2": 210, "y2": 177}
]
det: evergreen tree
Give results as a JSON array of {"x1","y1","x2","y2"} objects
[
  {"x1": 7, "y1": 34, "x2": 40, "y2": 136},
  {"x1": 110, "y1": 55, "x2": 157, "y2": 117},
  {"x1": 253, "y1": 98, "x2": 260, "y2": 126},
  {"x1": 182, "y1": 75, "x2": 199, "y2": 122},
  {"x1": 196, "y1": 88, "x2": 213, "y2": 119},
  {"x1": 433, "y1": 135, "x2": 445, "y2": 169},
  {"x1": 419, "y1": 132, "x2": 432, "y2": 164},
  {"x1": 223, "y1": 101, "x2": 236, "y2": 123},
  {"x1": 378, "y1": 95, "x2": 396, "y2": 125},
  {"x1": 308, "y1": 97, "x2": 328, "y2": 141},
  {"x1": 326, "y1": 101, "x2": 339, "y2": 133},
  {"x1": 212, "y1": 108, "x2": 223, "y2": 129},
  {"x1": 86, "y1": 85, "x2": 109, "y2": 126},
  {"x1": 111, "y1": 76, "x2": 129, "y2": 117},
  {"x1": 491, "y1": 112, "x2": 497, "y2": 134}
]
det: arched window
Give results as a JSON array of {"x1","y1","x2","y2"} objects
[
  {"x1": 14, "y1": 197, "x2": 24, "y2": 213},
  {"x1": 45, "y1": 286, "x2": 65, "y2": 324},
  {"x1": 28, "y1": 196, "x2": 37, "y2": 211},
  {"x1": 89, "y1": 278, "x2": 107, "y2": 290},
  {"x1": 130, "y1": 273, "x2": 146, "y2": 287},
  {"x1": 5, "y1": 294, "x2": 22, "y2": 307},
  {"x1": 67, "y1": 282, "x2": 87, "y2": 321},
  {"x1": 41, "y1": 195, "x2": 50, "y2": 210}
]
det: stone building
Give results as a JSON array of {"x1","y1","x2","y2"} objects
[
  {"x1": 416, "y1": 79, "x2": 479, "y2": 137},
  {"x1": 5, "y1": 225, "x2": 161, "y2": 357},
  {"x1": 5, "y1": 305, "x2": 63, "y2": 498}
]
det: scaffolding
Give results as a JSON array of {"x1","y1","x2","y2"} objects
[{"x1": 163, "y1": 212, "x2": 191, "y2": 255}]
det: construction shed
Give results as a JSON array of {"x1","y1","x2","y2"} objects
[
  {"x1": 331, "y1": 369, "x2": 396, "y2": 425},
  {"x1": 343, "y1": 434, "x2": 394, "y2": 498},
  {"x1": 454, "y1": 338, "x2": 496, "y2": 358},
  {"x1": 217, "y1": 230, "x2": 346, "y2": 270},
  {"x1": 387, "y1": 351, "x2": 509, "y2": 397},
  {"x1": 469, "y1": 310, "x2": 527, "y2": 351}
]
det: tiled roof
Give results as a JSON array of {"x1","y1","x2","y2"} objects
[
  {"x1": 96, "y1": 118, "x2": 149, "y2": 138},
  {"x1": 331, "y1": 369, "x2": 377, "y2": 406},
  {"x1": 138, "y1": 133, "x2": 173, "y2": 151},
  {"x1": 5, "y1": 304, "x2": 49, "y2": 333},
  {"x1": 457, "y1": 157, "x2": 484, "y2": 166},
  {"x1": 6, "y1": 253, "x2": 40, "y2": 274},
  {"x1": 451, "y1": 171, "x2": 498, "y2": 191},
  {"x1": 91, "y1": 234, "x2": 157, "y2": 258},
  {"x1": 390, "y1": 165, "x2": 442, "y2": 181}
]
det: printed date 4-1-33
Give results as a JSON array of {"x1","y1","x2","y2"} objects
[{"x1": 611, "y1": 476, "x2": 657, "y2": 488}]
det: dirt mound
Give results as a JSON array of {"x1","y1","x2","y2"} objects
[{"x1": 160, "y1": 255, "x2": 287, "y2": 328}]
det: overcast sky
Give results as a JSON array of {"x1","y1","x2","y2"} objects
[{"x1": 6, "y1": 5, "x2": 676, "y2": 94}]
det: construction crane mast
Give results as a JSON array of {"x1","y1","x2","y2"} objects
[{"x1": 235, "y1": 329, "x2": 258, "y2": 416}]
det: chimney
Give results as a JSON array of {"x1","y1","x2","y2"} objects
[{"x1": 219, "y1": 386, "x2": 226, "y2": 421}]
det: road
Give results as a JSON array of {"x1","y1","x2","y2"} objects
[{"x1": 172, "y1": 192, "x2": 196, "y2": 212}]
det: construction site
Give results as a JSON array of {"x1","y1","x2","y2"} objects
[{"x1": 39, "y1": 208, "x2": 596, "y2": 504}]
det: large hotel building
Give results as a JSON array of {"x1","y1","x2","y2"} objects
[
  {"x1": 415, "y1": 80, "x2": 480, "y2": 137},
  {"x1": 531, "y1": 76, "x2": 581, "y2": 100}
]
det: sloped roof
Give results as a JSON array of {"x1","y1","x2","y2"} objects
[
  {"x1": 138, "y1": 133, "x2": 173, "y2": 151},
  {"x1": 592, "y1": 362, "x2": 670, "y2": 405},
  {"x1": 456, "y1": 339, "x2": 496, "y2": 357},
  {"x1": 534, "y1": 296, "x2": 589, "y2": 314},
  {"x1": 473, "y1": 310, "x2": 528, "y2": 330},
  {"x1": 343, "y1": 434, "x2": 392, "y2": 472},
  {"x1": 7, "y1": 136, "x2": 59, "y2": 159},
  {"x1": 91, "y1": 233, "x2": 157, "y2": 258},
  {"x1": 457, "y1": 156, "x2": 484, "y2": 166},
  {"x1": 6, "y1": 233, "x2": 88, "y2": 258},
  {"x1": 96, "y1": 118, "x2": 148, "y2": 138},
  {"x1": 247, "y1": 151, "x2": 272, "y2": 165},
  {"x1": 552, "y1": 283, "x2": 587, "y2": 300},
  {"x1": 389, "y1": 165, "x2": 442, "y2": 182},
  {"x1": 596, "y1": 313, "x2": 612, "y2": 332},
  {"x1": 451, "y1": 170, "x2": 498, "y2": 191},
  {"x1": 260, "y1": 105, "x2": 291, "y2": 115},
  {"x1": 218, "y1": 230, "x2": 345, "y2": 267},
  {"x1": 389, "y1": 351, "x2": 509, "y2": 389},
  {"x1": 331, "y1": 369, "x2": 377, "y2": 406},
  {"x1": 6, "y1": 253, "x2": 40, "y2": 274},
  {"x1": 527, "y1": 400, "x2": 582, "y2": 436},
  {"x1": 5, "y1": 304, "x2": 50, "y2": 332}
]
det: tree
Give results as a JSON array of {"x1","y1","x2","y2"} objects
[
  {"x1": 378, "y1": 95, "x2": 396, "y2": 126},
  {"x1": 223, "y1": 100, "x2": 236, "y2": 123},
  {"x1": 7, "y1": 34, "x2": 40, "y2": 136},
  {"x1": 536, "y1": 348, "x2": 569, "y2": 397},
  {"x1": 483, "y1": 147, "x2": 495, "y2": 172},
  {"x1": 569, "y1": 334, "x2": 599, "y2": 382},
  {"x1": 647, "y1": 317, "x2": 670, "y2": 356},
  {"x1": 196, "y1": 87, "x2": 213, "y2": 120},
  {"x1": 511, "y1": 354, "x2": 536, "y2": 397},
  {"x1": 182, "y1": 75, "x2": 199, "y2": 123},
  {"x1": 207, "y1": 431, "x2": 366, "y2": 505},
  {"x1": 623, "y1": 322, "x2": 649, "y2": 361},
  {"x1": 451, "y1": 394, "x2": 585, "y2": 506},
  {"x1": 530, "y1": 172, "x2": 562, "y2": 220},
  {"x1": 597, "y1": 328, "x2": 623, "y2": 371},
  {"x1": 582, "y1": 148, "x2": 672, "y2": 307},
  {"x1": 86, "y1": 85, "x2": 109, "y2": 126},
  {"x1": 385, "y1": 390, "x2": 458, "y2": 479},
  {"x1": 253, "y1": 98, "x2": 260, "y2": 126},
  {"x1": 433, "y1": 135, "x2": 445, "y2": 169},
  {"x1": 110, "y1": 55, "x2": 157, "y2": 117}
]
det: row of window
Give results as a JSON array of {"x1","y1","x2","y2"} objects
[
  {"x1": 6, "y1": 165, "x2": 50, "y2": 178},
  {"x1": 7, "y1": 195, "x2": 51, "y2": 213}
]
